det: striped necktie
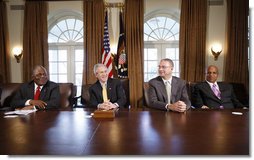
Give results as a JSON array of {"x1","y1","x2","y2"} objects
[
  {"x1": 212, "y1": 84, "x2": 221, "y2": 99},
  {"x1": 212, "y1": 84, "x2": 223, "y2": 109}
]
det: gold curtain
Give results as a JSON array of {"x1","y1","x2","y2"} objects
[
  {"x1": 224, "y1": 0, "x2": 249, "y2": 91},
  {"x1": 125, "y1": 0, "x2": 144, "y2": 108},
  {"x1": 23, "y1": 1, "x2": 48, "y2": 82},
  {"x1": 83, "y1": 0, "x2": 104, "y2": 85},
  {"x1": 0, "y1": 0, "x2": 11, "y2": 83},
  {"x1": 179, "y1": 0, "x2": 207, "y2": 82}
]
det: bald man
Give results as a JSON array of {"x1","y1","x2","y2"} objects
[{"x1": 192, "y1": 65, "x2": 245, "y2": 109}]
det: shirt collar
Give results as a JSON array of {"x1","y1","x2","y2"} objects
[
  {"x1": 206, "y1": 80, "x2": 218, "y2": 88},
  {"x1": 162, "y1": 77, "x2": 172, "y2": 85},
  {"x1": 34, "y1": 83, "x2": 43, "y2": 92},
  {"x1": 100, "y1": 81, "x2": 107, "y2": 87}
]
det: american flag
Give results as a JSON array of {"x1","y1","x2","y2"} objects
[{"x1": 102, "y1": 11, "x2": 113, "y2": 78}]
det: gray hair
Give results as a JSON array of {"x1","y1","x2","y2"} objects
[
  {"x1": 160, "y1": 58, "x2": 174, "y2": 67},
  {"x1": 32, "y1": 65, "x2": 47, "y2": 76},
  {"x1": 93, "y1": 63, "x2": 107, "y2": 75}
]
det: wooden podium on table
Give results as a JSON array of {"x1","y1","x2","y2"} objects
[{"x1": 92, "y1": 108, "x2": 119, "y2": 118}]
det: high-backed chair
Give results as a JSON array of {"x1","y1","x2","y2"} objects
[
  {"x1": 229, "y1": 82, "x2": 249, "y2": 107},
  {"x1": 58, "y1": 83, "x2": 77, "y2": 109},
  {"x1": 0, "y1": 83, "x2": 22, "y2": 111},
  {"x1": 79, "y1": 78, "x2": 130, "y2": 108},
  {"x1": 80, "y1": 84, "x2": 92, "y2": 107},
  {"x1": 186, "y1": 81, "x2": 197, "y2": 107},
  {"x1": 143, "y1": 82, "x2": 150, "y2": 107}
]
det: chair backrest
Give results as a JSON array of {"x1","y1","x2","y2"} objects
[
  {"x1": 80, "y1": 78, "x2": 130, "y2": 107},
  {"x1": 0, "y1": 83, "x2": 22, "y2": 108},
  {"x1": 229, "y1": 82, "x2": 249, "y2": 107},
  {"x1": 58, "y1": 83, "x2": 77, "y2": 108},
  {"x1": 119, "y1": 78, "x2": 130, "y2": 107},
  {"x1": 186, "y1": 81, "x2": 197, "y2": 105},
  {"x1": 80, "y1": 84, "x2": 92, "y2": 107},
  {"x1": 143, "y1": 82, "x2": 150, "y2": 107}
]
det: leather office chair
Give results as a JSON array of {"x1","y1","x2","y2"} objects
[
  {"x1": 186, "y1": 81, "x2": 197, "y2": 107},
  {"x1": 79, "y1": 78, "x2": 130, "y2": 108},
  {"x1": 229, "y1": 82, "x2": 249, "y2": 107},
  {"x1": 58, "y1": 83, "x2": 77, "y2": 109},
  {"x1": 0, "y1": 83, "x2": 22, "y2": 111},
  {"x1": 120, "y1": 78, "x2": 130, "y2": 107},
  {"x1": 143, "y1": 82, "x2": 150, "y2": 107},
  {"x1": 80, "y1": 84, "x2": 92, "y2": 107}
]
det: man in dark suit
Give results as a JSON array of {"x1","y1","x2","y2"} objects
[
  {"x1": 192, "y1": 65, "x2": 245, "y2": 109},
  {"x1": 10, "y1": 65, "x2": 60, "y2": 110},
  {"x1": 148, "y1": 58, "x2": 191, "y2": 112},
  {"x1": 89, "y1": 63, "x2": 126, "y2": 110}
]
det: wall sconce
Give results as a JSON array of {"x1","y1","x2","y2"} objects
[
  {"x1": 12, "y1": 47, "x2": 23, "y2": 63},
  {"x1": 211, "y1": 43, "x2": 222, "y2": 61}
]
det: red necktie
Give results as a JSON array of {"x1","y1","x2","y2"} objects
[{"x1": 34, "y1": 86, "x2": 41, "y2": 100}]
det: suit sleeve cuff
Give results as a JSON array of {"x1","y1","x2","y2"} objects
[{"x1": 114, "y1": 103, "x2": 119, "y2": 108}]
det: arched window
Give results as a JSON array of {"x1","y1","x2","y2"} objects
[
  {"x1": 144, "y1": 14, "x2": 179, "y2": 82},
  {"x1": 48, "y1": 13, "x2": 84, "y2": 97}
]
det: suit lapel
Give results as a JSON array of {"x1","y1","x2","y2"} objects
[
  {"x1": 29, "y1": 83, "x2": 35, "y2": 99},
  {"x1": 96, "y1": 81, "x2": 103, "y2": 101},
  {"x1": 204, "y1": 82, "x2": 220, "y2": 100},
  {"x1": 171, "y1": 77, "x2": 177, "y2": 102},
  {"x1": 40, "y1": 82, "x2": 49, "y2": 100},
  {"x1": 107, "y1": 79, "x2": 112, "y2": 100},
  {"x1": 157, "y1": 77, "x2": 168, "y2": 101}
]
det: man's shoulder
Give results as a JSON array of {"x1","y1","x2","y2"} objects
[
  {"x1": 109, "y1": 78, "x2": 120, "y2": 82},
  {"x1": 172, "y1": 76, "x2": 187, "y2": 85},
  {"x1": 45, "y1": 81, "x2": 59, "y2": 89},
  {"x1": 172, "y1": 76, "x2": 185, "y2": 82},
  {"x1": 20, "y1": 81, "x2": 33, "y2": 88},
  {"x1": 217, "y1": 82, "x2": 232, "y2": 88},
  {"x1": 90, "y1": 81, "x2": 100, "y2": 89},
  {"x1": 148, "y1": 76, "x2": 161, "y2": 83},
  {"x1": 195, "y1": 81, "x2": 207, "y2": 87}
]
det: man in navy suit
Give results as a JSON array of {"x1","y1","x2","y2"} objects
[
  {"x1": 10, "y1": 65, "x2": 60, "y2": 110},
  {"x1": 192, "y1": 65, "x2": 245, "y2": 109},
  {"x1": 89, "y1": 63, "x2": 126, "y2": 110},
  {"x1": 148, "y1": 58, "x2": 191, "y2": 112}
]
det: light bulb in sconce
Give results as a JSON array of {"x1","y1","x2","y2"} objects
[
  {"x1": 211, "y1": 43, "x2": 222, "y2": 61},
  {"x1": 12, "y1": 47, "x2": 23, "y2": 63},
  {"x1": 110, "y1": 44, "x2": 118, "y2": 64}
]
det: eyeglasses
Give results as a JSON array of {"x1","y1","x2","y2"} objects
[{"x1": 158, "y1": 65, "x2": 171, "y2": 69}]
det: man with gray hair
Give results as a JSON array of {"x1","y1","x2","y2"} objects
[
  {"x1": 89, "y1": 63, "x2": 126, "y2": 110},
  {"x1": 11, "y1": 65, "x2": 60, "y2": 110}
]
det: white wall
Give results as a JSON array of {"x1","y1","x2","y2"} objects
[
  {"x1": 6, "y1": 0, "x2": 227, "y2": 82},
  {"x1": 207, "y1": 2, "x2": 227, "y2": 81},
  {"x1": 7, "y1": 0, "x2": 24, "y2": 82}
]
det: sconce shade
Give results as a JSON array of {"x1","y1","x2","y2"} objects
[
  {"x1": 14, "y1": 53, "x2": 23, "y2": 63},
  {"x1": 211, "y1": 44, "x2": 222, "y2": 61},
  {"x1": 12, "y1": 47, "x2": 23, "y2": 63}
]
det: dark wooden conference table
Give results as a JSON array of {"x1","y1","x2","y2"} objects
[{"x1": 0, "y1": 108, "x2": 249, "y2": 155}]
